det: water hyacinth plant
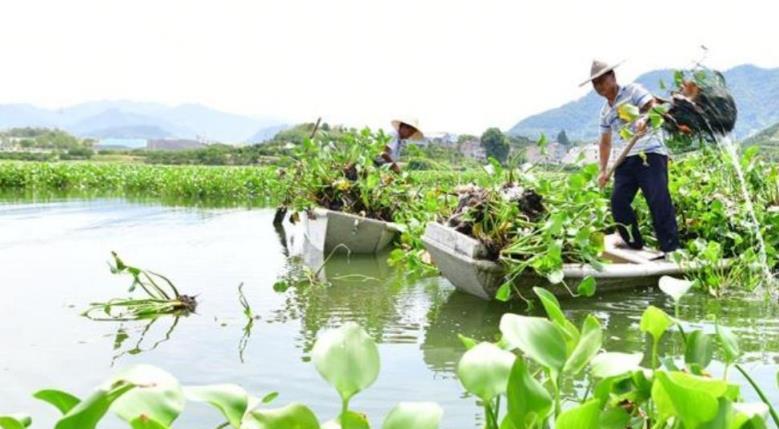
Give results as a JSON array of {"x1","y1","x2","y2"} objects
[
  {"x1": 454, "y1": 286, "x2": 776, "y2": 428},
  {"x1": 82, "y1": 252, "x2": 197, "y2": 321},
  {"x1": 3, "y1": 323, "x2": 443, "y2": 429}
]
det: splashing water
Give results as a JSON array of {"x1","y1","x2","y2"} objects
[{"x1": 718, "y1": 134, "x2": 777, "y2": 289}]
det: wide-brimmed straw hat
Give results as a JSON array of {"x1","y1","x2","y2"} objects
[
  {"x1": 579, "y1": 59, "x2": 625, "y2": 87},
  {"x1": 391, "y1": 117, "x2": 424, "y2": 140}
]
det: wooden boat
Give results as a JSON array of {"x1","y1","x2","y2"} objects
[
  {"x1": 303, "y1": 208, "x2": 404, "y2": 254},
  {"x1": 421, "y1": 222, "x2": 686, "y2": 300}
]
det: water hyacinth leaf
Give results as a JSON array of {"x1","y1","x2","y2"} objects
[
  {"x1": 245, "y1": 403, "x2": 321, "y2": 429},
  {"x1": 685, "y1": 330, "x2": 714, "y2": 369},
  {"x1": 639, "y1": 306, "x2": 673, "y2": 343},
  {"x1": 577, "y1": 276, "x2": 596, "y2": 297},
  {"x1": 590, "y1": 352, "x2": 643, "y2": 379},
  {"x1": 184, "y1": 384, "x2": 248, "y2": 428},
  {"x1": 320, "y1": 411, "x2": 370, "y2": 429},
  {"x1": 506, "y1": 357, "x2": 553, "y2": 427},
  {"x1": 500, "y1": 314, "x2": 567, "y2": 372},
  {"x1": 716, "y1": 322, "x2": 741, "y2": 364},
  {"x1": 617, "y1": 104, "x2": 640, "y2": 122},
  {"x1": 658, "y1": 276, "x2": 693, "y2": 302},
  {"x1": 311, "y1": 322, "x2": 380, "y2": 403},
  {"x1": 546, "y1": 270, "x2": 564, "y2": 285},
  {"x1": 111, "y1": 365, "x2": 185, "y2": 426},
  {"x1": 51, "y1": 381, "x2": 136, "y2": 429},
  {"x1": 598, "y1": 407, "x2": 630, "y2": 429},
  {"x1": 262, "y1": 392, "x2": 279, "y2": 404},
  {"x1": 495, "y1": 282, "x2": 512, "y2": 301},
  {"x1": 129, "y1": 416, "x2": 170, "y2": 429},
  {"x1": 32, "y1": 389, "x2": 81, "y2": 415},
  {"x1": 457, "y1": 334, "x2": 477, "y2": 350},
  {"x1": 381, "y1": 402, "x2": 443, "y2": 429},
  {"x1": 456, "y1": 342, "x2": 515, "y2": 402},
  {"x1": 533, "y1": 287, "x2": 579, "y2": 352},
  {"x1": 0, "y1": 415, "x2": 31, "y2": 429},
  {"x1": 555, "y1": 398, "x2": 601, "y2": 429},
  {"x1": 563, "y1": 315, "x2": 603, "y2": 375},
  {"x1": 651, "y1": 371, "x2": 727, "y2": 427}
]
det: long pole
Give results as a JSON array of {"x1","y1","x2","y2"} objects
[{"x1": 605, "y1": 129, "x2": 647, "y2": 179}]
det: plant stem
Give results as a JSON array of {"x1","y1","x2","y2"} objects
[{"x1": 734, "y1": 364, "x2": 779, "y2": 427}]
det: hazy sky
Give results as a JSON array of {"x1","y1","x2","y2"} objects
[{"x1": 1, "y1": 0, "x2": 777, "y2": 134}]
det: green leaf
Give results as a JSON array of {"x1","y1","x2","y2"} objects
[
  {"x1": 658, "y1": 276, "x2": 693, "y2": 303},
  {"x1": 184, "y1": 384, "x2": 248, "y2": 428},
  {"x1": 563, "y1": 315, "x2": 603, "y2": 375},
  {"x1": 495, "y1": 282, "x2": 512, "y2": 301},
  {"x1": 555, "y1": 399, "x2": 601, "y2": 429},
  {"x1": 0, "y1": 415, "x2": 31, "y2": 429},
  {"x1": 577, "y1": 276, "x2": 596, "y2": 297},
  {"x1": 111, "y1": 365, "x2": 185, "y2": 426},
  {"x1": 590, "y1": 352, "x2": 643, "y2": 379},
  {"x1": 129, "y1": 416, "x2": 170, "y2": 429},
  {"x1": 598, "y1": 407, "x2": 630, "y2": 429},
  {"x1": 33, "y1": 389, "x2": 81, "y2": 414},
  {"x1": 685, "y1": 330, "x2": 714, "y2": 370},
  {"x1": 652, "y1": 371, "x2": 727, "y2": 428},
  {"x1": 640, "y1": 306, "x2": 673, "y2": 343},
  {"x1": 716, "y1": 322, "x2": 741, "y2": 364},
  {"x1": 262, "y1": 392, "x2": 279, "y2": 404},
  {"x1": 617, "y1": 104, "x2": 640, "y2": 122},
  {"x1": 51, "y1": 381, "x2": 136, "y2": 429},
  {"x1": 312, "y1": 322, "x2": 380, "y2": 403},
  {"x1": 457, "y1": 334, "x2": 477, "y2": 350},
  {"x1": 500, "y1": 314, "x2": 567, "y2": 372},
  {"x1": 382, "y1": 402, "x2": 442, "y2": 429},
  {"x1": 546, "y1": 270, "x2": 564, "y2": 284},
  {"x1": 456, "y1": 342, "x2": 515, "y2": 402},
  {"x1": 533, "y1": 287, "x2": 580, "y2": 353},
  {"x1": 506, "y1": 357, "x2": 553, "y2": 428},
  {"x1": 245, "y1": 403, "x2": 321, "y2": 429}
]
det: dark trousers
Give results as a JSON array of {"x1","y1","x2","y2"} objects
[{"x1": 612, "y1": 153, "x2": 680, "y2": 252}]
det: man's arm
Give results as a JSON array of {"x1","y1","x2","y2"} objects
[{"x1": 598, "y1": 132, "x2": 612, "y2": 188}]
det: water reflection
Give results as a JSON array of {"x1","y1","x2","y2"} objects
[{"x1": 107, "y1": 315, "x2": 185, "y2": 366}]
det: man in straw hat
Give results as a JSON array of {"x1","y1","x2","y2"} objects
[
  {"x1": 584, "y1": 59, "x2": 680, "y2": 253},
  {"x1": 375, "y1": 118, "x2": 424, "y2": 172}
]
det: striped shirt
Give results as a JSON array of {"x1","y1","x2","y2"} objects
[{"x1": 600, "y1": 83, "x2": 668, "y2": 157}]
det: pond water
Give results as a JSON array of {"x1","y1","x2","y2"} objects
[{"x1": 1, "y1": 197, "x2": 777, "y2": 428}]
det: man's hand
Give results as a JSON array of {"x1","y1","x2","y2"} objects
[{"x1": 598, "y1": 170, "x2": 610, "y2": 188}]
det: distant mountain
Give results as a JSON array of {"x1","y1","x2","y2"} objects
[
  {"x1": 248, "y1": 124, "x2": 290, "y2": 143},
  {"x1": 744, "y1": 121, "x2": 779, "y2": 160},
  {"x1": 508, "y1": 64, "x2": 779, "y2": 141},
  {"x1": 0, "y1": 100, "x2": 283, "y2": 143}
]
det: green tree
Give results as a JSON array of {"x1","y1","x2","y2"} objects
[
  {"x1": 480, "y1": 127, "x2": 509, "y2": 164},
  {"x1": 557, "y1": 129, "x2": 571, "y2": 146}
]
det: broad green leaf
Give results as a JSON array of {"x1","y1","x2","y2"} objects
[
  {"x1": 716, "y1": 322, "x2": 741, "y2": 364},
  {"x1": 33, "y1": 389, "x2": 80, "y2": 414},
  {"x1": 546, "y1": 270, "x2": 564, "y2": 284},
  {"x1": 506, "y1": 357, "x2": 553, "y2": 428},
  {"x1": 245, "y1": 403, "x2": 321, "y2": 429},
  {"x1": 500, "y1": 314, "x2": 567, "y2": 371},
  {"x1": 652, "y1": 371, "x2": 726, "y2": 428},
  {"x1": 563, "y1": 315, "x2": 603, "y2": 375},
  {"x1": 577, "y1": 276, "x2": 596, "y2": 297},
  {"x1": 495, "y1": 283, "x2": 512, "y2": 301},
  {"x1": 685, "y1": 330, "x2": 714, "y2": 370},
  {"x1": 555, "y1": 399, "x2": 601, "y2": 429},
  {"x1": 456, "y1": 342, "x2": 515, "y2": 402},
  {"x1": 312, "y1": 322, "x2": 380, "y2": 403},
  {"x1": 51, "y1": 381, "x2": 136, "y2": 429},
  {"x1": 129, "y1": 416, "x2": 170, "y2": 429},
  {"x1": 598, "y1": 407, "x2": 630, "y2": 429},
  {"x1": 184, "y1": 384, "x2": 248, "y2": 428},
  {"x1": 382, "y1": 402, "x2": 442, "y2": 429},
  {"x1": 590, "y1": 352, "x2": 643, "y2": 379},
  {"x1": 639, "y1": 306, "x2": 673, "y2": 343},
  {"x1": 658, "y1": 276, "x2": 693, "y2": 302},
  {"x1": 321, "y1": 411, "x2": 370, "y2": 429},
  {"x1": 0, "y1": 415, "x2": 31, "y2": 429},
  {"x1": 111, "y1": 365, "x2": 185, "y2": 426},
  {"x1": 617, "y1": 104, "x2": 640, "y2": 122},
  {"x1": 532, "y1": 287, "x2": 580, "y2": 352}
]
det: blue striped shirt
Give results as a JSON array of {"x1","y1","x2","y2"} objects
[{"x1": 600, "y1": 83, "x2": 668, "y2": 157}]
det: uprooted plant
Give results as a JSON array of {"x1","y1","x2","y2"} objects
[{"x1": 82, "y1": 252, "x2": 197, "y2": 321}]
